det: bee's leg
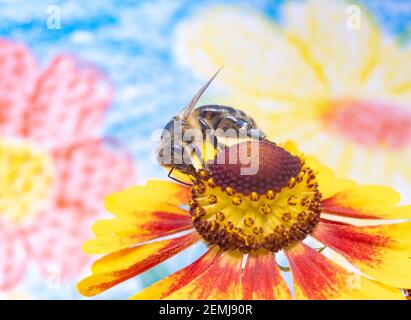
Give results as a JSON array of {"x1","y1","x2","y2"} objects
[
  {"x1": 167, "y1": 142, "x2": 198, "y2": 185},
  {"x1": 167, "y1": 167, "x2": 194, "y2": 187}
]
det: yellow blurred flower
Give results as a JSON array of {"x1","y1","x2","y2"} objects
[{"x1": 174, "y1": 0, "x2": 411, "y2": 194}]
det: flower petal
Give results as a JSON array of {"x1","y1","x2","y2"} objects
[
  {"x1": 0, "y1": 39, "x2": 39, "y2": 137},
  {"x1": 25, "y1": 207, "x2": 93, "y2": 280},
  {"x1": 104, "y1": 180, "x2": 190, "y2": 217},
  {"x1": 241, "y1": 252, "x2": 292, "y2": 300},
  {"x1": 365, "y1": 41, "x2": 411, "y2": 106},
  {"x1": 22, "y1": 56, "x2": 112, "y2": 146},
  {"x1": 77, "y1": 232, "x2": 200, "y2": 297},
  {"x1": 132, "y1": 247, "x2": 243, "y2": 300},
  {"x1": 52, "y1": 140, "x2": 136, "y2": 213},
  {"x1": 283, "y1": 140, "x2": 356, "y2": 198},
  {"x1": 285, "y1": 140, "x2": 411, "y2": 220},
  {"x1": 83, "y1": 180, "x2": 192, "y2": 254},
  {"x1": 322, "y1": 185, "x2": 411, "y2": 219},
  {"x1": 84, "y1": 212, "x2": 193, "y2": 254},
  {"x1": 0, "y1": 219, "x2": 28, "y2": 290},
  {"x1": 283, "y1": 0, "x2": 380, "y2": 93},
  {"x1": 313, "y1": 219, "x2": 411, "y2": 288},
  {"x1": 286, "y1": 242, "x2": 404, "y2": 300},
  {"x1": 174, "y1": 6, "x2": 327, "y2": 102}
]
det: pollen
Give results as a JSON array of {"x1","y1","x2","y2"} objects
[
  {"x1": 207, "y1": 194, "x2": 218, "y2": 204},
  {"x1": 259, "y1": 203, "x2": 272, "y2": 215},
  {"x1": 266, "y1": 190, "x2": 275, "y2": 200},
  {"x1": 225, "y1": 187, "x2": 236, "y2": 196},
  {"x1": 232, "y1": 196, "x2": 243, "y2": 206},
  {"x1": 243, "y1": 217, "x2": 254, "y2": 227},
  {"x1": 249, "y1": 192, "x2": 260, "y2": 201},
  {"x1": 189, "y1": 141, "x2": 322, "y2": 253}
]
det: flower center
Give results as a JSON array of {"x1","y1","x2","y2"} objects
[
  {"x1": 324, "y1": 99, "x2": 411, "y2": 149},
  {"x1": 189, "y1": 141, "x2": 322, "y2": 253},
  {"x1": 0, "y1": 138, "x2": 53, "y2": 224}
]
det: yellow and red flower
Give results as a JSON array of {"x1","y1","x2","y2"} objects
[
  {"x1": 78, "y1": 140, "x2": 411, "y2": 300},
  {"x1": 0, "y1": 39, "x2": 136, "y2": 290},
  {"x1": 173, "y1": 0, "x2": 411, "y2": 192}
]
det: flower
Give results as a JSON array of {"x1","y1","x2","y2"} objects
[
  {"x1": 78, "y1": 139, "x2": 411, "y2": 300},
  {"x1": 0, "y1": 39, "x2": 136, "y2": 290},
  {"x1": 173, "y1": 0, "x2": 411, "y2": 192}
]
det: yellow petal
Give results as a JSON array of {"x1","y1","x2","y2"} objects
[
  {"x1": 314, "y1": 220, "x2": 411, "y2": 288},
  {"x1": 322, "y1": 185, "x2": 411, "y2": 219},
  {"x1": 83, "y1": 211, "x2": 193, "y2": 254},
  {"x1": 174, "y1": 5, "x2": 327, "y2": 102},
  {"x1": 84, "y1": 180, "x2": 192, "y2": 254},
  {"x1": 77, "y1": 232, "x2": 200, "y2": 297},
  {"x1": 286, "y1": 242, "x2": 404, "y2": 300},
  {"x1": 283, "y1": 0, "x2": 381, "y2": 94},
  {"x1": 364, "y1": 42, "x2": 411, "y2": 105},
  {"x1": 283, "y1": 140, "x2": 356, "y2": 198},
  {"x1": 104, "y1": 180, "x2": 190, "y2": 217}
]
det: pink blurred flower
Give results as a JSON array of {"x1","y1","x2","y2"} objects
[{"x1": 0, "y1": 39, "x2": 136, "y2": 290}]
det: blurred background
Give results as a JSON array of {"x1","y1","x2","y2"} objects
[{"x1": 0, "y1": 0, "x2": 410, "y2": 299}]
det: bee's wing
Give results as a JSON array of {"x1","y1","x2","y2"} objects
[{"x1": 178, "y1": 66, "x2": 224, "y2": 121}]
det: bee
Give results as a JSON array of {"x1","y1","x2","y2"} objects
[{"x1": 157, "y1": 67, "x2": 266, "y2": 185}]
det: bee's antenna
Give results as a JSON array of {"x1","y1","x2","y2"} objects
[{"x1": 178, "y1": 65, "x2": 224, "y2": 121}]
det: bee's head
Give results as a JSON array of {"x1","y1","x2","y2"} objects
[{"x1": 157, "y1": 67, "x2": 223, "y2": 179}]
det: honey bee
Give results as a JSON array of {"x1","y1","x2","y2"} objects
[{"x1": 157, "y1": 68, "x2": 266, "y2": 185}]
